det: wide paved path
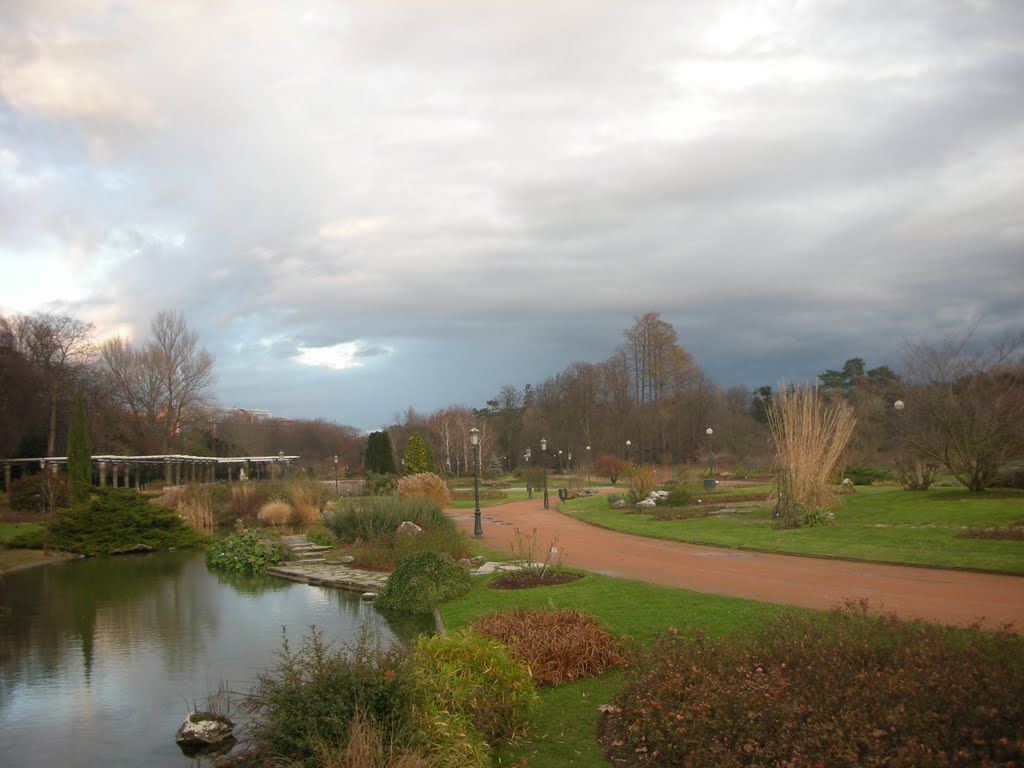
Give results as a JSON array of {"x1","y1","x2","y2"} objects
[{"x1": 448, "y1": 497, "x2": 1024, "y2": 632}]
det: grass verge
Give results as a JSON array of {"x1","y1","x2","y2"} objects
[{"x1": 563, "y1": 486, "x2": 1024, "y2": 573}]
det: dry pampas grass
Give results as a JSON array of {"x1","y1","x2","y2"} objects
[{"x1": 766, "y1": 383, "x2": 857, "y2": 519}]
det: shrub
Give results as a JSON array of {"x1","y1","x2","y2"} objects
[
  {"x1": 397, "y1": 472, "x2": 451, "y2": 506},
  {"x1": 606, "y1": 493, "x2": 623, "y2": 508},
  {"x1": 411, "y1": 630, "x2": 536, "y2": 767},
  {"x1": 625, "y1": 464, "x2": 657, "y2": 501},
  {"x1": 991, "y1": 466, "x2": 1024, "y2": 489},
  {"x1": 324, "y1": 497, "x2": 454, "y2": 544},
  {"x1": 843, "y1": 466, "x2": 892, "y2": 486},
  {"x1": 592, "y1": 454, "x2": 628, "y2": 485},
  {"x1": 243, "y1": 627, "x2": 414, "y2": 763},
  {"x1": 663, "y1": 485, "x2": 692, "y2": 507},
  {"x1": 796, "y1": 507, "x2": 834, "y2": 528},
  {"x1": 258, "y1": 500, "x2": 296, "y2": 526},
  {"x1": 8, "y1": 473, "x2": 68, "y2": 513},
  {"x1": 31, "y1": 488, "x2": 208, "y2": 555},
  {"x1": 205, "y1": 529, "x2": 289, "y2": 574},
  {"x1": 307, "y1": 713, "x2": 436, "y2": 768},
  {"x1": 612, "y1": 601, "x2": 1024, "y2": 767},
  {"x1": 306, "y1": 524, "x2": 337, "y2": 546},
  {"x1": 375, "y1": 551, "x2": 470, "y2": 615},
  {"x1": 472, "y1": 608, "x2": 624, "y2": 686}
]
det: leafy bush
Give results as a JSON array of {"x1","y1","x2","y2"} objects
[
  {"x1": 345, "y1": 527, "x2": 470, "y2": 572},
  {"x1": 625, "y1": 464, "x2": 657, "y2": 502},
  {"x1": 991, "y1": 466, "x2": 1024, "y2": 489},
  {"x1": 306, "y1": 524, "x2": 337, "y2": 546},
  {"x1": 375, "y1": 551, "x2": 470, "y2": 615},
  {"x1": 23, "y1": 488, "x2": 208, "y2": 555},
  {"x1": 472, "y1": 608, "x2": 624, "y2": 686},
  {"x1": 411, "y1": 630, "x2": 536, "y2": 767},
  {"x1": 612, "y1": 601, "x2": 1024, "y2": 767},
  {"x1": 205, "y1": 530, "x2": 289, "y2": 574},
  {"x1": 8, "y1": 473, "x2": 68, "y2": 512},
  {"x1": 397, "y1": 472, "x2": 451, "y2": 506},
  {"x1": 324, "y1": 496, "x2": 454, "y2": 543},
  {"x1": 796, "y1": 507, "x2": 834, "y2": 528},
  {"x1": 243, "y1": 627, "x2": 415, "y2": 763},
  {"x1": 592, "y1": 454, "x2": 628, "y2": 484},
  {"x1": 843, "y1": 466, "x2": 893, "y2": 486},
  {"x1": 663, "y1": 485, "x2": 692, "y2": 507}
]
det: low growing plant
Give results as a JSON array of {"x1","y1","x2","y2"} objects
[
  {"x1": 205, "y1": 530, "x2": 289, "y2": 574},
  {"x1": 472, "y1": 608, "x2": 624, "y2": 686},
  {"x1": 243, "y1": 627, "x2": 415, "y2": 763},
  {"x1": 610, "y1": 601, "x2": 1024, "y2": 767},
  {"x1": 306, "y1": 524, "x2": 337, "y2": 546},
  {"x1": 375, "y1": 551, "x2": 471, "y2": 615},
  {"x1": 411, "y1": 630, "x2": 537, "y2": 768},
  {"x1": 324, "y1": 496, "x2": 455, "y2": 543},
  {"x1": 15, "y1": 488, "x2": 208, "y2": 555}
]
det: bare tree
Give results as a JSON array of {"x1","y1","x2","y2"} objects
[
  {"x1": 148, "y1": 310, "x2": 215, "y2": 450},
  {"x1": 14, "y1": 313, "x2": 95, "y2": 455},
  {"x1": 897, "y1": 330, "x2": 1024, "y2": 492}
]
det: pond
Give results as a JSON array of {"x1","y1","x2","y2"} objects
[{"x1": 0, "y1": 551, "x2": 429, "y2": 766}]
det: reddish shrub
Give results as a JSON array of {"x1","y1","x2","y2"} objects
[{"x1": 611, "y1": 601, "x2": 1024, "y2": 766}]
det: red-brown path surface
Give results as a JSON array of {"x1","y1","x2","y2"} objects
[{"x1": 448, "y1": 496, "x2": 1024, "y2": 632}]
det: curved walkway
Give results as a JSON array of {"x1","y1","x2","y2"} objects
[{"x1": 448, "y1": 498, "x2": 1024, "y2": 632}]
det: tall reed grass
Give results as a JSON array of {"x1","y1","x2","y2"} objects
[{"x1": 766, "y1": 384, "x2": 857, "y2": 523}]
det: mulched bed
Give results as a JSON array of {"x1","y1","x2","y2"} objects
[{"x1": 488, "y1": 571, "x2": 582, "y2": 589}]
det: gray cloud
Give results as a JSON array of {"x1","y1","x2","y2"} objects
[{"x1": 1, "y1": 0, "x2": 1021, "y2": 429}]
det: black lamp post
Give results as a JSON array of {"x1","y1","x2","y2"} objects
[
  {"x1": 705, "y1": 428, "x2": 715, "y2": 475},
  {"x1": 558, "y1": 449, "x2": 563, "y2": 472},
  {"x1": 568, "y1": 452, "x2": 573, "y2": 472},
  {"x1": 470, "y1": 427, "x2": 482, "y2": 537},
  {"x1": 625, "y1": 439, "x2": 632, "y2": 463},
  {"x1": 333, "y1": 454, "x2": 339, "y2": 495},
  {"x1": 524, "y1": 447, "x2": 532, "y2": 499},
  {"x1": 541, "y1": 437, "x2": 549, "y2": 509}
]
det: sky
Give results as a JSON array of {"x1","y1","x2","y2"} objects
[{"x1": 1, "y1": 0, "x2": 1022, "y2": 431}]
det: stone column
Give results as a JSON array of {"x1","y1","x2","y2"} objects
[
  {"x1": 99, "y1": 461, "x2": 107, "y2": 487},
  {"x1": 3, "y1": 464, "x2": 10, "y2": 494},
  {"x1": 165, "y1": 460, "x2": 172, "y2": 487}
]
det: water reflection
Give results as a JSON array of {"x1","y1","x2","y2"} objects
[{"x1": 0, "y1": 552, "x2": 430, "y2": 767}]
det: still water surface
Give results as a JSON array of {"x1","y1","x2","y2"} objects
[{"x1": 0, "y1": 551, "x2": 427, "y2": 767}]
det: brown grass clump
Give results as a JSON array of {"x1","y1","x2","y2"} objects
[
  {"x1": 766, "y1": 383, "x2": 857, "y2": 522},
  {"x1": 473, "y1": 608, "x2": 625, "y2": 686},
  {"x1": 284, "y1": 478, "x2": 331, "y2": 523},
  {"x1": 309, "y1": 713, "x2": 436, "y2": 768},
  {"x1": 229, "y1": 482, "x2": 263, "y2": 521},
  {"x1": 396, "y1": 473, "x2": 451, "y2": 506},
  {"x1": 258, "y1": 500, "x2": 295, "y2": 526}
]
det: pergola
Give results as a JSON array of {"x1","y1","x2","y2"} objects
[{"x1": 1, "y1": 454, "x2": 298, "y2": 493}]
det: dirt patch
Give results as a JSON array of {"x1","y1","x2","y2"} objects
[
  {"x1": 598, "y1": 711, "x2": 649, "y2": 767},
  {"x1": 488, "y1": 571, "x2": 582, "y2": 590}
]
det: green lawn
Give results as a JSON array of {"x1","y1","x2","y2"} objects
[
  {"x1": 440, "y1": 571, "x2": 789, "y2": 768},
  {"x1": 562, "y1": 486, "x2": 1024, "y2": 574}
]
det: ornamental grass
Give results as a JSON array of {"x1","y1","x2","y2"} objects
[{"x1": 472, "y1": 608, "x2": 625, "y2": 686}]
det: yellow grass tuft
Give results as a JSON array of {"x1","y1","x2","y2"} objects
[
  {"x1": 257, "y1": 500, "x2": 295, "y2": 526},
  {"x1": 766, "y1": 383, "x2": 857, "y2": 520}
]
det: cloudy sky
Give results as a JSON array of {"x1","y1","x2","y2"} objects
[{"x1": 1, "y1": 0, "x2": 1022, "y2": 431}]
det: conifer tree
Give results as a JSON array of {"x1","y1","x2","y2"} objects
[
  {"x1": 404, "y1": 433, "x2": 429, "y2": 475},
  {"x1": 67, "y1": 393, "x2": 92, "y2": 503},
  {"x1": 365, "y1": 431, "x2": 396, "y2": 474}
]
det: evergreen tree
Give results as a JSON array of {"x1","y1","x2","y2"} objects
[
  {"x1": 404, "y1": 433, "x2": 429, "y2": 474},
  {"x1": 66, "y1": 393, "x2": 92, "y2": 503},
  {"x1": 487, "y1": 454, "x2": 503, "y2": 476},
  {"x1": 365, "y1": 431, "x2": 395, "y2": 474},
  {"x1": 422, "y1": 435, "x2": 437, "y2": 473}
]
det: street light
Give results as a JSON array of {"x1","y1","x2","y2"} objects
[
  {"x1": 586, "y1": 445, "x2": 591, "y2": 482},
  {"x1": 558, "y1": 449, "x2": 563, "y2": 473},
  {"x1": 524, "y1": 447, "x2": 532, "y2": 499},
  {"x1": 568, "y1": 452, "x2": 573, "y2": 472},
  {"x1": 625, "y1": 439, "x2": 632, "y2": 462},
  {"x1": 705, "y1": 428, "x2": 715, "y2": 476},
  {"x1": 469, "y1": 427, "x2": 482, "y2": 537},
  {"x1": 333, "y1": 454, "x2": 339, "y2": 495},
  {"x1": 541, "y1": 437, "x2": 549, "y2": 510}
]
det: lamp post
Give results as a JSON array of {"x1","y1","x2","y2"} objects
[
  {"x1": 541, "y1": 437, "x2": 549, "y2": 510},
  {"x1": 705, "y1": 428, "x2": 714, "y2": 476},
  {"x1": 568, "y1": 452, "x2": 573, "y2": 472},
  {"x1": 469, "y1": 427, "x2": 482, "y2": 537},
  {"x1": 278, "y1": 450, "x2": 284, "y2": 480},
  {"x1": 524, "y1": 448, "x2": 532, "y2": 499},
  {"x1": 333, "y1": 454, "x2": 339, "y2": 495},
  {"x1": 586, "y1": 445, "x2": 591, "y2": 482},
  {"x1": 625, "y1": 439, "x2": 632, "y2": 463},
  {"x1": 558, "y1": 449, "x2": 563, "y2": 473}
]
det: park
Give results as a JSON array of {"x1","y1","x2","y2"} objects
[{"x1": 1, "y1": 311, "x2": 1023, "y2": 766}]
